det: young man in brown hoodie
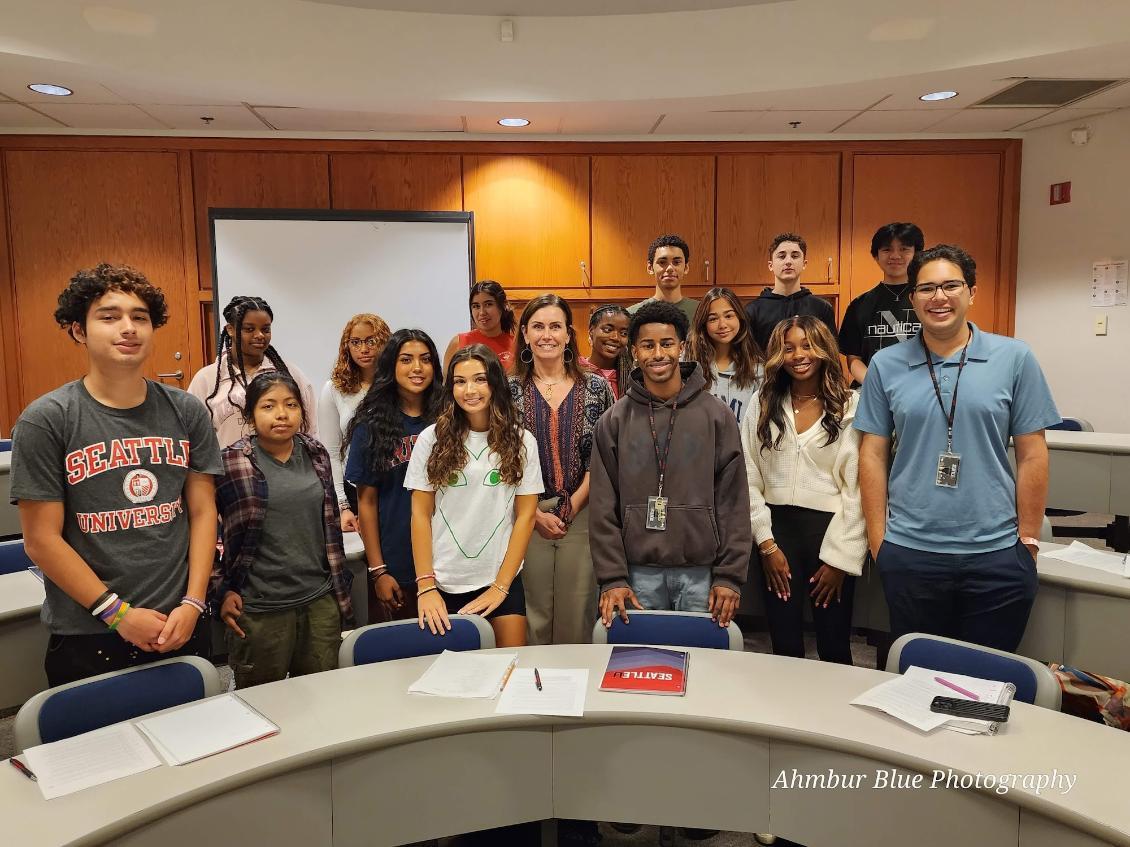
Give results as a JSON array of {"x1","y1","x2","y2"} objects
[{"x1": 590, "y1": 300, "x2": 751, "y2": 629}]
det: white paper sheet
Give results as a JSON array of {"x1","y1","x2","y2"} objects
[
  {"x1": 495, "y1": 668, "x2": 588, "y2": 717},
  {"x1": 408, "y1": 650, "x2": 518, "y2": 699},
  {"x1": 134, "y1": 694, "x2": 279, "y2": 766},
  {"x1": 1043, "y1": 541, "x2": 1129, "y2": 577},
  {"x1": 22, "y1": 723, "x2": 162, "y2": 800},
  {"x1": 851, "y1": 676, "x2": 950, "y2": 732}
]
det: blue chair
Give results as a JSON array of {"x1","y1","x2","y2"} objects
[
  {"x1": 338, "y1": 614, "x2": 495, "y2": 667},
  {"x1": 0, "y1": 439, "x2": 11, "y2": 452},
  {"x1": 14, "y1": 655, "x2": 223, "y2": 752},
  {"x1": 886, "y1": 632, "x2": 1061, "y2": 709},
  {"x1": 591, "y1": 610, "x2": 744, "y2": 651},
  {"x1": 0, "y1": 539, "x2": 34, "y2": 575}
]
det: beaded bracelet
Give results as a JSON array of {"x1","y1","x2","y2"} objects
[
  {"x1": 180, "y1": 596, "x2": 206, "y2": 614},
  {"x1": 414, "y1": 573, "x2": 436, "y2": 584},
  {"x1": 491, "y1": 582, "x2": 509, "y2": 596},
  {"x1": 417, "y1": 585, "x2": 439, "y2": 598}
]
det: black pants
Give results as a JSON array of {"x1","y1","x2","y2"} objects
[
  {"x1": 761, "y1": 504, "x2": 856, "y2": 665},
  {"x1": 876, "y1": 539, "x2": 1037, "y2": 652},
  {"x1": 45, "y1": 617, "x2": 212, "y2": 687}
]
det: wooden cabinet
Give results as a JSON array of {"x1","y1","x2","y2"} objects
[
  {"x1": 191, "y1": 151, "x2": 330, "y2": 289},
  {"x1": 591, "y1": 155, "x2": 714, "y2": 290},
  {"x1": 848, "y1": 153, "x2": 1006, "y2": 333},
  {"x1": 4, "y1": 150, "x2": 194, "y2": 407},
  {"x1": 716, "y1": 153, "x2": 841, "y2": 294},
  {"x1": 330, "y1": 153, "x2": 461, "y2": 211},
  {"x1": 463, "y1": 155, "x2": 590, "y2": 292}
]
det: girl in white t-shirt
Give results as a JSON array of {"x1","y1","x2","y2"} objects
[{"x1": 405, "y1": 344, "x2": 542, "y2": 648}]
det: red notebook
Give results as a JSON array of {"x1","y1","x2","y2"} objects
[{"x1": 599, "y1": 645, "x2": 690, "y2": 696}]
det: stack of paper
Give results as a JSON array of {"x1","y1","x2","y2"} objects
[
  {"x1": 408, "y1": 650, "x2": 518, "y2": 699},
  {"x1": 1042, "y1": 541, "x2": 1129, "y2": 577},
  {"x1": 852, "y1": 666, "x2": 1014, "y2": 735},
  {"x1": 495, "y1": 669, "x2": 588, "y2": 716},
  {"x1": 134, "y1": 694, "x2": 279, "y2": 765},
  {"x1": 21, "y1": 723, "x2": 162, "y2": 800}
]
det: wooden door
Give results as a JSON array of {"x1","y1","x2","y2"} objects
[
  {"x1": 848, "y1": 153, "x2": 1005, "y2": 332},
  {"x1": 463, "y1": 155, "x2": 590, "y2": 295},
  {"x1": 716, "y1": 153, "x2": 841, "y2": 295},
  {"x1": 330, "y1": 153, "x2": 462, "y2": 211},
  {"x1": 4, "y1": 150, "x2": 194, "y2": 410},
  {"x1": 191, "y1": 151, "x2": 330, "y2": 290},
  {"x1": 591, "y1": 155, "x2": 714, "y2": 292}
]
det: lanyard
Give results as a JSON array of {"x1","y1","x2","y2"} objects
[
  {"x1": 920, "y1": 330, "x2": 970, "y2": 453},
  {"x1": 647, "y1": 398, "x2": 679, "y2": 498}
]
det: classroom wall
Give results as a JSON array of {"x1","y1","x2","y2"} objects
[
  {"x1": 0, "y1": 136, "x2": 1021, "y2": 434},
  {"x1": 1015, "y1": 109, "x2": 1130, "y2": 432}
]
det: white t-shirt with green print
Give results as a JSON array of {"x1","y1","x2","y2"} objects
[{"x1": 404, "y1": 425, "x2": 543, "y2": 593}]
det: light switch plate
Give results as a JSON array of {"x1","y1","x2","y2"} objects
[{"x1": 1095, "y1": 314, "x2": 1108, "y2": 335}]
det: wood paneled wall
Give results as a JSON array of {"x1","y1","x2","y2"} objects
[{"x1": 0, "y1": 136, "x2": 1021, "y2": 433}]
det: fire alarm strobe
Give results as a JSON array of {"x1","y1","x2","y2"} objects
[{"x1": 1050, "y1": 182, "x2": 1071, "y2": 205}]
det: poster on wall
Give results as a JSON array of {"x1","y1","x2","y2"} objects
[{"x1": 1091, "y1": 259, "x2": 1128, "y2": 307}]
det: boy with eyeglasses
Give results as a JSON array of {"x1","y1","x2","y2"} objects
[{"x1": 854, "y1": 244, "x2": 1059, "y2": 652}]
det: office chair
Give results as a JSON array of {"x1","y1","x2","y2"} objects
[
  {"x1": 591, "y1": 609, "x2": 744, "y2": 651},
  {"x1": 0, "y1": 439, "x2": 11, "y2": 452},
  {"x1": 0, "y1": 538, "x2": 34, "y2": 575},
  {"x1": 338, "y1": 614, "x2": 495, "y2": 667},
  {"x1": 14, "y1": 655, "x2": 223, "y2": 752},
  {"x1": 886, "y1": 632, "x2": 1061, "y2": 709}
]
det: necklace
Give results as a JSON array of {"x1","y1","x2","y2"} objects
[
  {"x1": 534, "y1": 374, "x2": 565, "y2": 401},
  {"x1": 790, "y1": 392, "x2": 819, "y2": 415}
]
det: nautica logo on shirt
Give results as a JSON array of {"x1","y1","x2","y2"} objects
[{"x1": 65, "y1": 437, "x2": 191, "y2": 484}]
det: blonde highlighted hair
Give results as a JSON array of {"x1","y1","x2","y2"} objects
[{"x1": 330, "y1": 313, "x2": 391, "y2": 395}]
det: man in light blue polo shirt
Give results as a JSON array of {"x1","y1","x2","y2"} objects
[{"x1": 855, "y1": 244, "x2": 1059, "y2": 652}]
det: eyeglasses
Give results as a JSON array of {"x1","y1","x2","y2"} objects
[
  {"x1": 347, "y1": 337, "x2": 381, "y2": 350},
  {"x1": 912, "y1": 280, "x2": 968, "y2": 298}
]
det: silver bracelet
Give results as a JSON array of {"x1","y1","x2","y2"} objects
[{"x1": 759, "y1": 543, "x2": 779, "y2": 557}]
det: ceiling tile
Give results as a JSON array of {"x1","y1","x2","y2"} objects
[
  {"x1": 655, "y1": 111, "x2": 765, "y2": 134},
  {"x1": 141, "y1": 104, "x2": 265, "y2": 131},
  {"x1": 99, "y1": 82, "x2": 245, "y2": 107},
  {"x1": 751, "y1": 110, "x2": 860, "y2": 133},
  {"x1": 0, "y1": 66, "x2": 126, "y2": 104},
  {"x1": 558, "y1": 112, "x2": 660, "y2": 134},
  {"x1": 0, "y1": 102, "x2": 67, "y2": 129},
  {"x1": 256, "y1": 108, "x2": 462, "y2": 132},
  {"x1": 464, "y1": 114, "x2": 549, "y2": 133},
  {"x1": 925, "y1": 108, "x2": 1053, "y2": 132},
  {"x1": 31, "y1": 103, "x2": 169, "y2": 129},
  {"x1": 1012, "y1": 107, "x2": 1119, "y2": 131},
  {"x1": 835, "y1": 110, "x2": 961, "y2": 133},
  {"x1": 876, "y1": 78, "x2": 1020, "y2": 111}
]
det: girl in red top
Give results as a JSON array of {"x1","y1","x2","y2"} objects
[{"x1": 443, "y1": 280, "x2": 516, "y2": 372}]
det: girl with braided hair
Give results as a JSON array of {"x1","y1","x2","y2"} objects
[{"x1": 187, "y1": 296, "x2": 318, "y2": 447}]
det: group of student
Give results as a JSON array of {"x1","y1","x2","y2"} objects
[{"x1": 8, "y1": 223, "x2": 1058, "y2": 711}]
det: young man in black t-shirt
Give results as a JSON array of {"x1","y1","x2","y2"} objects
[
  {"x1": 838, "y1": 222, "x2": 925, "y2": 384},
  {"x1": 745, "y1": 232, "x2": 837, "y2": 351}
]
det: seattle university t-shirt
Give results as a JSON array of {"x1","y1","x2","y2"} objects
[
  {"x1": 9, "y1": 380, "x2": 223, "y2": 634},
  {"x1": 404, "y1": 425, "x2": 543, "y2": 593}
]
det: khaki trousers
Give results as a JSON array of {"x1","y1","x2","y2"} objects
[{"x1": 523, "y1": 501, "x2": 597, "y2": 645}]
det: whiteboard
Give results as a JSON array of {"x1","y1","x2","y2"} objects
[{"x1": 210, "y1": 211, "x2": 474, "y2": 393}]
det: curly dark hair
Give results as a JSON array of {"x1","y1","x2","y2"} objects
[
  {"x1": 54, "y1": 263, "x2": 168, "y2": 341},
  {"x1": 344, "y1": 329, "x2": 444, "y2": 469},
  {"x1": 427, "y1": 345, "x2": 526, "y2": 489},
  {"x1": 769, "y1": 232, "x2": 807, "y2": 259},
  {"x1": 206, "y1": 296, "x2": 294, "y2": 418},
  {"x1": 687, "y1": 287, "x2": 763, "y2": 391},
  {"x1": 647, "y1": 234, "x2": 690, "y2": 265},
  {"x1": 628, "y1": 300, "x2": 689, "y2": 346}
]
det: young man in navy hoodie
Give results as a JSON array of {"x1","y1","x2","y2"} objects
[{"x1": 745, "y1": 232, "x2": 837, "y2": 351}]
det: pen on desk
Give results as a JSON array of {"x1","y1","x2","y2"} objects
[
  {"x1": 534, "y1": 667, "x2": 543, "y2": 691},
  {"x1": 9, "y1": 757, "x2": 36, "y2": 782},
  {"x1": 935, "y1": 676, "x2": 980, "y2": 700}
]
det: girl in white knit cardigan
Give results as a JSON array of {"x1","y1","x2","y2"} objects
[{"x1": 740, "y1": 315, "x2": 866, "y2": 664}]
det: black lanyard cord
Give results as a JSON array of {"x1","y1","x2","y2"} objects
[
  {"x1": 920, "y1": 328, "x2": 970, "y2": 453},
  {"x1": 647, "y1": 398, "x2": 679, "y2": 498}
]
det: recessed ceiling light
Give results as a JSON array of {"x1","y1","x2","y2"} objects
[
  {"x1": 497, "y1": 117, "x2": 530, "y2": 127},
  {"x1": 919, "y1": 90, "x2": 958, "y2": 102},
  {"x1": 27, "y1": 83, "x2": 73, "y2": 96}
]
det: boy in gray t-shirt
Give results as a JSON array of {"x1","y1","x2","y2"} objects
[{"x1": 9, "y1": 264, "x2": 222, "y2": 686}]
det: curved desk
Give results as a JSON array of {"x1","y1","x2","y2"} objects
[{"x1": 3, "y1": 645, "x2": 1127, "y2": 847}]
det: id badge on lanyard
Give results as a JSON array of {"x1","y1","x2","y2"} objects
[
  {"x1": 923, "y1": 332, "x2": 970, "y2": 490},
  {"x1": 645, "y1": 398, "x2": 678, "y2": 531}
]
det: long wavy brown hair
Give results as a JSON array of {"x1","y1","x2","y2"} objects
[
  {"x1": 426, "y1": 344, "x2": 527, "y2": 489},
  {"x1": 757, "y1": 315, "x2": 849, "y2": 453},
  {"x1": 687, "y1": 287, "x2": 763, "y2": 390},
  {"x1": 330, "y1": 313, "x2": 391, "y2": 394}
]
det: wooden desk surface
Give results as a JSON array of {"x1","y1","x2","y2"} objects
[{"x1": 2, "y1": 644, "x2": 1128, "y2": 846}]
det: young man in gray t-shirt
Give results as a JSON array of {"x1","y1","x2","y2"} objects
[{"x1": 10, "y1": 264, "x2": 222, "y2": 686}]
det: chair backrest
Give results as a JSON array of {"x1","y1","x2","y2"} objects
[
  {"x1": 1040, "y1": 515, "x2": 1054, "y2": 542},
  {"x1": 0, "y1": 439, "x2": 11, "y2": 452},
  {"x1": 591, "y1": 610, "x2": 744, "y2": 651},
  {"x1": 1048, "y1": 417, "x2": 1094, "y2": 432},
  {"x1": 338, "y1": 614, "x2": 496, "y2": 667},
  {"x1": 0, "y1": 538, "x2": 34, "y2": 575},
  {"x1": 14, "y1": 655, "x2": 223, "y2": 752},
  {"x1": 886, "y1": 632, "x2": 1061, "y2": 710}
]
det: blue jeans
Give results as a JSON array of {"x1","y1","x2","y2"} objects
[{"x1": 628, "y1": 565, "x2": 712, "y2": 612}]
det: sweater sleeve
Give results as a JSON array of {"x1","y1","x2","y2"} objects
[
  {"x1": 739, "y1": 399, "x2": 775, "y2": 547},
  {"x1": 712, "y1": 413, "x2": 752, "y2": 592},
  {"x1": 318, "y1": 381, "x2": 349, "y2": 507},
  {"x1": 588, "y1": 413, "x2": 630, "y2": 591},
  {"x1": 818, "y1": 411, "x2": 867, "y2": 576}
]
